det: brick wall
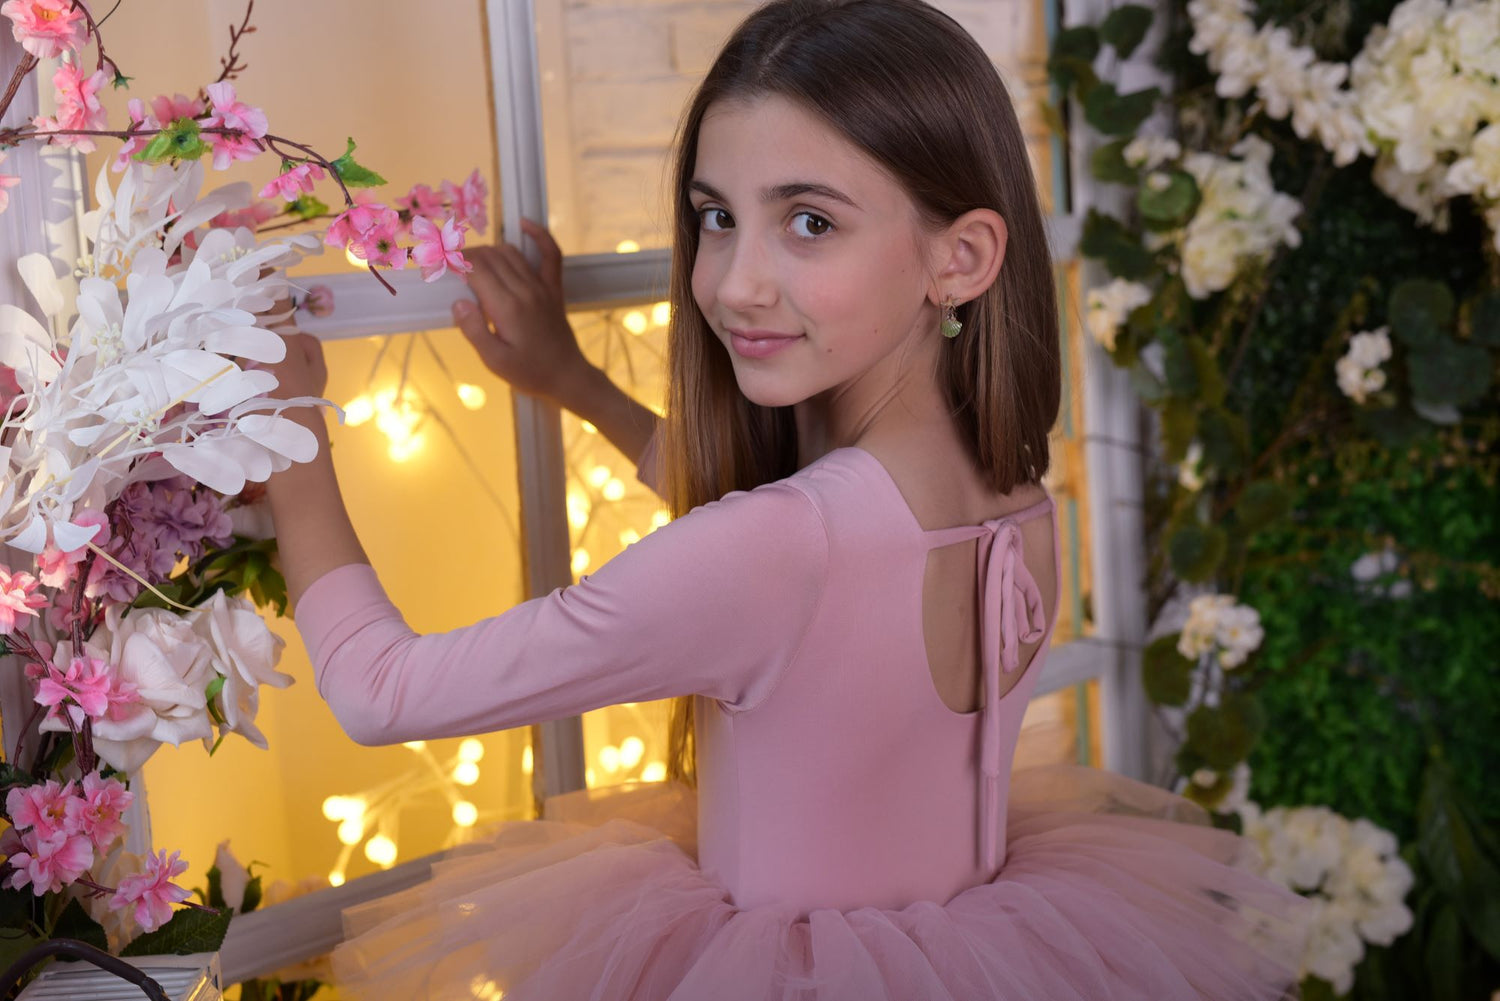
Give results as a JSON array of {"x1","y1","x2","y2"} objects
[{"x1": 539, "y1": 0, "x2": 1054, "y2": 255}]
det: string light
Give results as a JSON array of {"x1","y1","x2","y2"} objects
[
  {"x1": 458, "y1": 738, "x2": 485, "y2": 763},
  {"x1": 600, "y1": 745, "x2": 621, "y2": 774},
  {"x1": 651, "y1": 301, "x2": 671, "y2": 327},
  {"x1": 328, "y1": 870, "x2": 346, "y2": 888},
  {"x1": 322, "y1": 795, "x2": 365, "y2": 822},
  {"x1": 622, "y1": 310, "x2": 648, "y2": 335},
  {"x1": 452, "y1": 801, "x2": 479, "y2": 828},
  {"x1": 344, "y1": 244, "x2": 366, "y2": 269},
  {"x1": 620, "y1": 736, "x2": 645, "y2": 769},
  {"x1": 456, "y1": 383, "x2": 487, "y2": 410},
  {"x1": 651, "y1": 510, "x2": 670, "y2": 529},
  {"x1": 580, "y1": 420, "x2": 598, "y2": 435},
  {"x1": 337, "y1": 817, "x2": 365, "y2": 846},
  {"x1": 364, "y1": 833, "x2": 398, "y2": 868},
  {"x1": 521, "y1": 745, "x2": 534, "y2": 776},
  {"x1": 601, "y1": 478, "x2": 626, "y2": 502},
  {"x1": 615, "y1": 239, "x2": 640, "y2": 254},
  {"x1": 343, "y1": 395, "x2": 375, "y2": 427},
  {"x1": 619, "y1": 529, "x2": 641, "y2": 547},
  {"x1": 453, "y1": 761, "x2": 481, "y2": 786},
  {"x1": 587, "y1": 465, "x2": 612, "y2": 488},
  {"x1": 388, "y1": 434, "x2": 426, "y2": 463},
  {"x1": 571, "y1": 549, "x2": 591, "y2": 575},
  {"x1": 641, "y1": 762, "x2": 667, "y2": 782},
  {"x1": 567, "y1": 490, "x2": 590, "y2": 530},
  {"x1": 402, "y1": 741, "x2": 427, "y2": 751}
]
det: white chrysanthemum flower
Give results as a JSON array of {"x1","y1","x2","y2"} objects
[
  {"x1": 1178, "y1": 440, "x2": 1207, "y2": 492},
  {"x1": 1335, "y1": 328, "x2": 1392, "y2": 404},
  {"x1": 1085, "y1": 278, "x2": 1153, "y2": 351},
  {"x1": 1176, "y1": 143, "x2": 1302, "y2": 299},
  {"x1": 1123, "y1": 136, "x2": 1182, "y2": 170},
  {"x1": 0, "y1": 161, "x2": 327, "y2": 553}
]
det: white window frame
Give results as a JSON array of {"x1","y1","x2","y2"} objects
[{"x1": 1, "y1": 0, "x2": 1159, "y2": 980}]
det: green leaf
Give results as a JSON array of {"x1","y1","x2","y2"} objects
[
  {"x1": 1236, "y1": 479, "x2": 1291, "y2": 531},
  {"x1": 1388, "y1": 279, "x2": 1455, "y2": 348},
  {"x1": 289, "y1": 194, "x2": 329, "y2": 220},
  {"x1": 205, "y1": 675, "x2": 227, "y2": 727},
  {"x1": 330, "y1": 138, "x2": 387, "y2": 189},
  {"x1": 1409, "y1": 339, "x2": 1492, "y2": 409},
  {"x1": 1143, "y1": 634, "x2": 1195, "y2": 706},
  {"x1": 1089, "y1": 140, "x2": 1136, "y2": 185},
  {"x1": 1358, "y1": 406, "x2": 1430, "y2": 448},
  {"x1": 1161, "y1": 398, "x2": 1197, "y2": 462},
  {"x1": 241, "y1": 874, "x2": 263, "y2": 915},
  {"x1": 51, "y1": 898, "x2": 109, "y2": 952},
  {"x1": 1418, "y1": 760, "x2": 1500, "y2": 961},
  {"x1": 206, "y1": 863, "x2": 224, "y2": 910},
  {"x1": 1080, "y1": 208, "x2": 1155, "y2": 280},
  {"x1": 1083, "y1": 83, "x2": 1161, "y2": 137},
  {"x1": 1184, "y1": 692, "x2": 1264, "y2": 770},
  {"x1": 112, "y1": 72, "x2": 133, "y2": 90},
  {"x1": 1198, "y1": 407, "x2": 1249, "y2": 474},
  {"x1": 1047, "y1": 26, "x2": 1100, "y2": 91},
  {"x1": 1468, "y1": 290, "x2": 1500, "y2": 347},
  {"x1": 0, "y1": 929, "x2": 44, "y2": 984},
  {"x1": 133, "y1": 117, "x2": 207, "y2": 164},
  {"x1": 1162, "y1": 334, "x2": 1199, "y2": 398},
  {"x1": 1137, "y1": 169, "x2": 1201, "y2": 229},
  {"x1": 121, "y1": 906, "x2": 232, "y2": 957},
  {"x1": 1099, "y1": 4, "x2": 1153, "y2": 59},
  {"x1": 1168, "y1": 519, "x2": 1227, "y2": 582}
]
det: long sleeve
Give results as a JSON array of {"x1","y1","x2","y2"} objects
[{"x1": 294, "y1": 480, "x2": 828, "y2": 745}]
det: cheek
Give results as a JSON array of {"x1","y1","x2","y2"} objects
[{"x1": 690, "y1": 251, "x2": 721, "y2": 314}]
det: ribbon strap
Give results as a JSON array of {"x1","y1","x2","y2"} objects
[{"x1": 978, "y1": 521, "x2": 1048, "y2": 870}]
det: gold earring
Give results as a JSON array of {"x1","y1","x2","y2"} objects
[{"x1": 941, "y1": 296, "x2": 962, "y2": 339}]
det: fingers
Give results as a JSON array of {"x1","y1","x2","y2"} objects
[
  {"x1": 521, "y1": 218, "x2": 563, "y2": 293},
  {"x1": 452, "y1": 297, "x2": 512, "y2": 372}
]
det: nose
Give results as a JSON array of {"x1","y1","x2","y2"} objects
[{"x1": 713, "y1": 231, "x2": 777, "y2": 313}]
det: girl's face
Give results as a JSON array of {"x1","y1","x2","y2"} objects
[{"x1": 689, "y1": 96, "x2": 942, "y2": 410}]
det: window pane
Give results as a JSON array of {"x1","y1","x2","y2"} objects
[
  {"x1": 84, "y1": 0, "x2": 496, "y2": 281},
  {"x1": 142, "y1": 329, "x2": 533, "y2": 890},
  {"x1": 560, "y1": 305, "x2": 675, "y2": 789}
]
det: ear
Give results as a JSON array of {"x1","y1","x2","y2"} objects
[{"x1": 927, "y1": 208, "x2": 1007, "y2": 307}]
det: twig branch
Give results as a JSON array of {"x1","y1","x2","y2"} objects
[
  {"x1": 0, "y1": 52, "x2": 39, "y2": 124},
  {"x1": 214, "y1": 0, "x2": 257, "y2": 84}
]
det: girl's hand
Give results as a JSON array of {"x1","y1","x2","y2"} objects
[
  {"x1": 268, "y1": 330, "x2": 330, "y2": 403},
  {"x1": 453, "y1": 219, "x2": 593, "y2": 408}
]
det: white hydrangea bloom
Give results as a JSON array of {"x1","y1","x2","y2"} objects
[
  {"x1": 1335, "y1": 328, "x2": 1392, "y2": 404},
  {"x1": 1124, "y1": 136, "x2": 1183, "y2": 170},
  {"x1": 1176, "y1": 593, "x2": 1263, "y2": 667},
  {"x1": 1178, "y1": 440, "x2": 1207, "y2": 492},
  {"x1": 1084, "y1": 278, "x2": 1153, "y2": 351},
  {"x1": 1177, "y1": 139, "x2": 1302, "y2": 299}
]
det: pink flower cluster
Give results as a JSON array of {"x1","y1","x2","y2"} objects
[
  {"x1": 3, "y1": 775, "x2": 133, "y2": 896},
  {"x1": 32, "y1": 651, "x2": 140, "y2": 730},
  {"x1": 31, "y1": 62, "x2": 110, "y2": 153},
  {"x1": 114, "y1": 92, "x2": 205, "y2": 171},
  {"x1": 85, "y1": 478, "x2": 232, "y2": 604},
  {"x1": 0, "y1": 564, "x2": 48, "y2": 635},
  {"x1": 327, "y1": 170, "x2": 487, "y2": 282},
  {"x1": 1, "y1": 0, "x2": 86, "y2": 59},
  {"x1": 112, "y1": 849, "x2": 191, "y2": 933}
]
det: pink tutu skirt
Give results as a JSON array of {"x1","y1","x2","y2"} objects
[{"x1": 332, "y1": 766, "x2": 1310, "y2": 1000}]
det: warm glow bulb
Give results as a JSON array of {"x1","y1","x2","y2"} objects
[
  {"x1": 337, "y1": 817, "x2": 365, "y2": 846},
  {"x1": 343, "y1": 396, "x2": 375, "y2": 427},
  {"x1": 615, "y1": 239, "x2": 640, "y2": 254},
  {"x1": 586, "y1": 768, "x2": 597, "y2": 786},
  {"x1": 587, "y1": 465, "x2": 612, "y2": 488},
  {"x1": 571, "y1": 549, "x2": 591, "y2": 576},
  {"x1": 456, "y1": 383, "x2": 487, "y2": 410},
  {"x1": 344, "y1": 244, "x2": 367, "y2": 269},
  {"x1": 452, "y1": 801, "x2": 479, "y2": 828},
  {"x1": 388, "y1": 433, "x2": 426, "y2": 463},
  {"x1": 364, "y1": 833, "x2": 398, "y2": 868},
  {"x1": 619, "y1": 529, "x2": 641, "y2": 547},
  {"x1": 566, "y1": 490, "x2": 589, "y2": 530},
  {"x1": 641, "y1": 761, "x2": 667, "y2": 783},
  {"x1": 651, "y1": 510, "x2": 670, "y2": 529},
  {"x1": 602, "y1": 478, "x2": 626, "y2": 502},
  {"x1": 521, "y1": 744, "x2": 534, "y2": 775},
  {"x1": 453, "y1": 761, "x2": 481, "y2": 786},
  {"x1": 458, "y1": 738, "x2": 485, "y2": 763},
  {"x1": 651, "y1": 301, "x2": 671, "y2": 327},
  {"x1": 622, "y1": 310, "x2": 648, "y2": 335},
  {"x1": 580, "y1": 420, "x2": 598, "y2": 435},
  {"x1": 620, "y1": 736, "x2": 645, "y2": 769},
  {"x1": 402, "y1": 740, "x2": 427, "y2": 751},
  {"x1": 600, "y1": 744, "x2": 621, "y2": 773},
  {"x1": 328, "y1": 870, "x2": 346, "y2": 888},
  {"x1": 322, "y1": 795, "x2": 363, "y2": 822}
]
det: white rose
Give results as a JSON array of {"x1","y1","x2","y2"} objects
[
  {"x1": 214, "y1": 840, "x2": 251, "y2": 912},
  {"x1": 194, "y1": 592, "x2": 292, "y2": 749}
]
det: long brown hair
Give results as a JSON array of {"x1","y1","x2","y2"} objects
[{"x1": 662, "y1": 0, "x2": 1061, "y2": 783}]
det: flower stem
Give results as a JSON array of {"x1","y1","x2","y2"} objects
[{"x1": 0, "y1": 52, "x2": 39, "y2": 124}]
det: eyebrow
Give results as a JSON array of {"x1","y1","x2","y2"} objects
[{"x1": 689, "y1": 179, "x2": 860, "y2": 209}]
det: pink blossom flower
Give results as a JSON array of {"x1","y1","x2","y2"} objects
[
  {"x1": 202, "y1": 81, "x2": 267, "y2": 139},
  {"x1": 36, "y1": 509, "x2": 107, "y2": 587},
  {"x1": 209, "y1": 199, "x2": 280, "y2": 232},
  {"x1": 411, "y1": 215, "x2": 472, "y2": 282},
  {"x1": 1, "y1": 0, "x2": 87, "y2": 60},
  {"x1": 149, "y1": 92, "x2": 204, "y2": 125},
  {"x1": 258, "y1": 162, "x2": 324, "y2": 201},
  {"x1": 443, "y1": 169, "x2": 489, "y2": 235},
  {"x1": 328, "y1": 203, "x2": 408, "y2": 269},
  {"x1": 111, "y1": 849, "x2": 190, "y2": 932},
  {"x1": 74, "y1": 773, "x2": 134, "y2": 851},
  {"x1": 30, "y1": 63, "x2": 109, "y2": 153},
  {"x1": 206, "y1": 131, "x2": 261, "y2": 171},
  {"x1": 399, "y1": 183, "x2": 444, "y2": 220},
  {"x1": 6, "y1": 779, "x2": 79, "y2": 839},
  {"x1": 113, "y1": 98, "x2": 159, "y2": 172},
  {"x1": 0, "y1": 564, "x2": 48, "y2": 634},
  {"x1": 5, "y1": 829, "x2": 93, "y2": 896},
  {"x1": 301, "y1": 284, "x2": 334, "y2": 317},
  {"x1": 34, "y1": 653, "x2": 139, "y2": 728}
]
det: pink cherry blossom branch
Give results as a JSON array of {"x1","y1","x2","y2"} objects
[
  {"x1": 69, "y1": 0, "x2": 123, "y2": 78},
  {"x1": 0, "y1": 53, "x2": 39, "y2": 121}
]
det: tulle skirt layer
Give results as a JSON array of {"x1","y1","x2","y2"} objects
[{"x1": 332, "y1": 766, "x2": 1310, "y2": 1001}]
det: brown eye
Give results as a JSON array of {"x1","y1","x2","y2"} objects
[
  {"x1": 700, "y1": 208, "x2": 734, "y2": 232},
  {"x1": 791, "y1": 212, "x2": 832, "y2": 238}
]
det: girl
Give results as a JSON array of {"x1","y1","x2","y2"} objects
[{"x1": 267, "y1": 0, "x2": 1309, "y2": 997}]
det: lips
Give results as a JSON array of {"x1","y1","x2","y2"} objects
[{"x1": 727, "y1": 328, "x2": 802, "y2": 360}]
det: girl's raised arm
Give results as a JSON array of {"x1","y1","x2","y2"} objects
[{"x1": 453, "y1": 220, "x2": 659, "y2": 468}]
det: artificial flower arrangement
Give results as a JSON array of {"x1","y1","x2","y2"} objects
[{"x1": 0, "y1": 0, "x2": 485, "y2": 990}]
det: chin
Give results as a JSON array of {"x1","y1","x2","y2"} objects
[{"x1": 732, "y1": 373, "x2": 811, "y2": 410}]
